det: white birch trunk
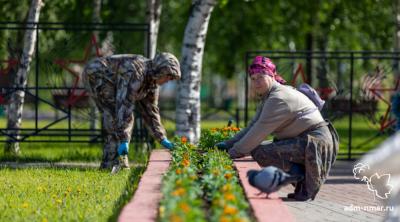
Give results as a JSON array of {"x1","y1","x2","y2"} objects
[
  {"x1": 5, "y1": 0, "x2": 43, "y2": 155},
  {"x1": 146, "y1": 0, "x2": 162, "y2": 59},
  {"x1": 176, "y1": 0, "x2": 217, "y2": 143}
]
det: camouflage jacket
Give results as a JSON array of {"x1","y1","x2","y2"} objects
[{"x1": 83, "y1": 54, "x2": 167, "y2": 141}]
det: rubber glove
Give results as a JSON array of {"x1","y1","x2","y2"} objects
[
  {"x1": 161, "y1": 138, "x2": 174, "y2": 150},
  {"x1": 117, "y1": 141, "x2": 129, "y2": 156}
]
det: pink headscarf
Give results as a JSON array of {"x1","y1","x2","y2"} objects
[{"x1": 248, "y1": 56, "x2": 286, "y2": 84}]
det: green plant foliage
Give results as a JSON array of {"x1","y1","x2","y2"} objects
[
  {"x1": 159, "y1": 130, "x2": 253, "y2": 222},
  {"x1": 159, "y1": 138, "x2": 205, "y2": 222},
  {"x1": 199, "y1": 126, "x2": 241, "y2": 149}
]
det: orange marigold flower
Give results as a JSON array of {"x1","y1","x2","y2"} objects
[
  {"x1": 178, "y1": 202, "x2": 190, "y2": 213},
  {"x1": 224, "y1": 173, "x2": 233, "y2": 180},
  {"x1": 181, "y1": 159, "x2": 190, "y2": 167},
  {"x1": 219, "y1": 216, "x2": 230, "y2": 222},
  {"x1": 175, "y1": 168, "x2": 182, "y2": 174},
  {"x1": 224, "y1": 193, "x2": 236, "y2": 201},
  {"x1": 181, "y1": 136, "x2": 187, "y2": 144},
  {"x1": 170, "y1": 214, "x2": 183, "y2": 222},
  {"x1": 223, "y1": 206, "x2": 238, "y2": 215},
  {"x1": 172, "y1": 187, "x2": 186, "y2": 196}
]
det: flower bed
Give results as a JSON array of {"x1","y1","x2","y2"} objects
[{"x1": 159, "y1": 127, "x2": 253, "y2": 222}]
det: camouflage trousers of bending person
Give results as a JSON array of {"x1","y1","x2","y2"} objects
[
  {"x1": 83, "y1": 64, "x2": 135, "y2": 169},
  {"x1": 251, "y1": 120, "x2": 339, "y2": 200}
]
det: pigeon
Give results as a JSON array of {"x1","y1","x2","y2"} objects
[{"x1": 247, "y1": 166, "x2": 304, "y2": 198}]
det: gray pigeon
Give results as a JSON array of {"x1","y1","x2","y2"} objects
[{"x1": 247, "y1": 166, "x2": 304, "y2": 198}]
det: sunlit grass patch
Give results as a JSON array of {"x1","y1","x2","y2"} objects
[{"x1": 0, "y1": 167, "x2": 144, "y2": 222}]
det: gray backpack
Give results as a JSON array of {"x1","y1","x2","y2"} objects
[{"x1": 297, "y1": 83, "x2": 325, "y2": 111}]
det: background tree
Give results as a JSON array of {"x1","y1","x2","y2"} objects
[
  {"x1": 176, "y1": 0, "x2": 218, "y2": 143},
  {"x1": 5, "y1": 0, "x2": 44, "y2": 155},
  {"x1": 146, "y1": 0, "x2": 163, "y2": 59}
]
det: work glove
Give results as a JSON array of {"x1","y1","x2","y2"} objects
[
  {"x1": 117, "y1": 141, "x2": 129, "y2": 156},
  {"x1": 161, "y1": 138, "x2": 174, "y2": 150},
  {"x1": 111, "y1": 141, "x2": 130, "y2": 175},
  {"x1": 215, "y1": 142, "x2": 228, "y2": 151}
]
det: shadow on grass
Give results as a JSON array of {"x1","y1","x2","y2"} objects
[{"x1": 108, "y1": 165, "x2": 147, "y2": 222}]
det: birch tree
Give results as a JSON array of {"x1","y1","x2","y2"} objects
[
  {"x1": 5, "y1": 0, "x2": 43, "y2": 155},
  {"x1": 146, "y1": 0, "x2": 162, "y2": 59},
  {"x1": 176, "y1": 0, "x2": 217, "y2": 143}
]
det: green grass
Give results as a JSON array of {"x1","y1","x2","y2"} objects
[
  {"x1": 0, "y1": 166, "x2": 145, "y2": 222},
  {"x1": 0, "y1": 142, "x2": 149, "y2": 164},
  {"x1": 332, "y1": 115, "x2": 390, "y2": 158}
]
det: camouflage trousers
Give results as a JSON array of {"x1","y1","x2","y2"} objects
[
  {"x1": 83, "y1": 70, "x2": 135, "y2": 169},
  {"x1": 101, "y1": 111, "x2": 134, "y2": 169},
  {"x1": 251, "y1": 121, "x2": 339, "y2": 200}
]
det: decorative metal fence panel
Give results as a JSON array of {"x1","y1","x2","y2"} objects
[
  {"x1": 0, "y1": 22, "x2": 152, "y2": 147},
  {"x1": 245, "y1": 51, "x2": 400, "y2": 159}
]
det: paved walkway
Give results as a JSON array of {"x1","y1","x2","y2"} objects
[
  {"x1": 234, "y1": 157, "x2": 387, "y2": 222},
  {"x1": 119, "y1": 150, "x2": 389, "y2": 222}
]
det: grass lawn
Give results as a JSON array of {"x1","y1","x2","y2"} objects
[{"x1": 0, "y1": 167, "x2": 145, "y2": 222}]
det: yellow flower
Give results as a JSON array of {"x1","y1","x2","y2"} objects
[
  {"x1": 224, "y1": 165, "x2": 233, "y2": 170},
  {"x1": 159, "y1": 206, "x2": 165, "y2": 217},
  {"x1": 189, "y1": 175, "x2": 197, "y2": 180},
  {"x1": 233, "y1": 217, "x2": 247, "y2": 222},
  {"x1": 178, "y1": 202, "x2": 190, "y2": 213},
  {"x1": 212, "y1": 169, "x2": 220, "y2": 176},
  {"x1": 222, "y1": 184, "x2": 231, "y2": 192},
  {"x1": 42, "y1": 218, "x2": 48, "y2": 222},
  {"x1": 56, "y1": 199, "x2": 62, "y2": 204},
  {"x1": 21, "y1": 202, "x2": 29, "y2": 208},
  {"x1": 175, "y1": 179, "x2": 182, "y2": 186},
  {"x1": 223, "y1": 206, "x2": 238, "y2": 215},
  {"x1": 67, "y1": 187, "x2": 72, "y2": 193}
]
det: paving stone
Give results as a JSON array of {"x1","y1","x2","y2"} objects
[{"x1": 234, "y1": 158, "x2": 387, "y2": 222}]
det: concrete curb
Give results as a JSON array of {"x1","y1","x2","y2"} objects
[{"x1": 118, "y1": 149, "x2": 171, "y2": 222}]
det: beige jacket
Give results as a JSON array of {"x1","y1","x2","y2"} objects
[{"x1": 225, "y1": 81, "x2": 324, "y2": 155}]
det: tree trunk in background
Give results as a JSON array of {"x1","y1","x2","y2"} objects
[
  {"x1": 146, "y1": 0, "x2": 162, "y2": 59},
  {"x1": 90, "y1": 0, "x2": 102, "y2": 133},
  {"x1": 316, "y1": 38, "x2": 329, "y2": 89},
  {"x1": 5, "y1": 0, "x2": 43, "y2": 155},
  {"x1": 176, "y1": 0, "x2": 217, "y2": 143}
]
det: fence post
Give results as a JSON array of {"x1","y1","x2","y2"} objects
[{"x1": 348, "y1": 52, "x2": 354, "y2": 160}]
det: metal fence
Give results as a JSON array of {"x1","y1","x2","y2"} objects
[
  {"x1": 0, "y1": 22, "x2": 152, "y2": 146},
  {"x1": 245, "y1": 50, "x2": 400, "y2": 159}
]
